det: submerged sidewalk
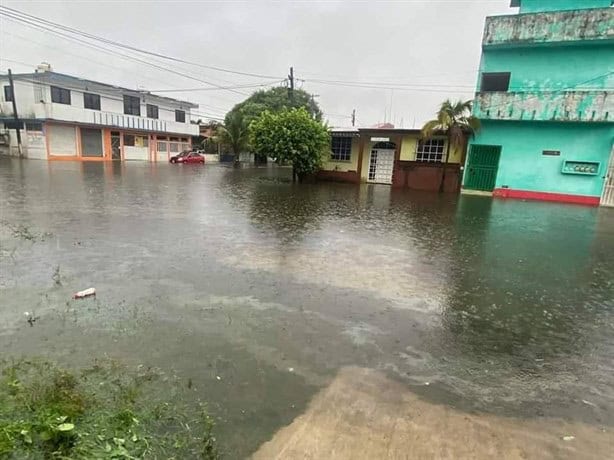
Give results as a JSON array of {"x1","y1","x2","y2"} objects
[{"x1": 253, "y1": 367, "x2": 613, "y2": 460}]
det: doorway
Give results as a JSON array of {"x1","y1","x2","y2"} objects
[
  {"x1": 464, "y1": 144, "x2": 501, "y2": 192},
  {"x1": 111, "y1": 131, "x2": 121, "y2": 160},
  {"x1": 368, "y1": 141, "x2": 396, "y2": 184},
  {"x1": 601, "y1": 146, "x2": 614, "y2": 207}
]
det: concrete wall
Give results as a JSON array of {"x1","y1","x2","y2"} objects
[
  {"x1": 480, "y1": 46, "x2": 614, "y2": 92},
  {"x1": 124, "y1": 146, "x2": 149, "y2": 161},
  {"x1": 0, "y1": 74, "x2": 198, "y2": 137},
  {"x1": 474, "y1": 90, "x2": 613, "y2": 122},
  {"x1": 484, "y1": 7, "x2": 614, "y2": 46},
  {"x1": 469, "y1": 120, "x2": 614, "y2": 197},
  {"x1": 517, "y1": 0, "x2": 612, "y2": 13},
  {"x1": 320, "y1": 137, "x2": 360, "y2": 172}
]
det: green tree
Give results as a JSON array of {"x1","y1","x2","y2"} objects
[
  {"x1": 250, "y1": 108, "x2": 330, "y2": 182},
  {"x1": 218, "y1": 111, "x2": 250, "y2": 166},
  {"x1": 226, "y1": 87, "x2": 322, "y2": 126},
  {"x1": 422, "y1": 99, "x2": 480, "y2": 192}
]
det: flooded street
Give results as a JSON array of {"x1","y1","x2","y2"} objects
[{"x1": 1, "y1": 158, "x2": 614, "y2": 458}]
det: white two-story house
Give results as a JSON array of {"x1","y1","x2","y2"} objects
[{"x1": 0, "y1": 64, "x2": 198, "y2": 161}]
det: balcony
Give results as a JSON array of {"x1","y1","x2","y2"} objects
[
  {"x1": 474, "y1": 91, "x2": 613, "y2": 122},
  {"x1": 23, "y1": 102, "x2": 198, "y2": 136},
  {"x1": 483, "y1": 8, "x2": 614, "y2": 47}
]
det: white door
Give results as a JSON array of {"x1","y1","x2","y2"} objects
[
  {"x1": 368, "y1": 149, "x2": 395, "y2": 184},
  {"x1": 601, "y1": 146, "x2": 614, "y2": 207}
]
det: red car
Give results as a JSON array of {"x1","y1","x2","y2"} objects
[{"x1": 170, "y1": 151, "x2": 205, "y2": 164}]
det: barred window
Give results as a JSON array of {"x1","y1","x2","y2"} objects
[
  {"x1": 416, "y1": 139, "x2": 445, "y2": 162},
  {"x1": 331, "y1": 137, "x2": 352, "y2": 161},
  {"x1": 175, "y1": 110, "x2": 185, "y2": 123}
]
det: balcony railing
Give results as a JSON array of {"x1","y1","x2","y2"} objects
[
  {"x1": 474, "y1": 91, "x2": 613, "y2": 122},
  {"x1": 24, "y1": 103, "x2": 198, "y2": 136},
  {"x1": 483, "y1": 8, "x2": 614, "y2": 47}
]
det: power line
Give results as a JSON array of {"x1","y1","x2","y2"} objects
[
  {"x1": 0, "y1": 10, "x2": 252, "y2": 96},
  {"x1": 147, "y1": 81, "x2": 286, "y2": 93},
  {"x1": 0, "y1": 30, "x2": 245, "y2": 107},
  {"x1": 0, "y1": 5, "x2": 285, "y2": 81}
]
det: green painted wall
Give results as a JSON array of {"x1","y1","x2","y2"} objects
[
  {"x1": 480, "y1": 45, "x2": 614, "y2": 91},
  {"x1": 518, "y1": 0, "x2": 612, "y2": 13},
  {"x1": 468, "y1": 121, "x2": 614, "y2": 197}
]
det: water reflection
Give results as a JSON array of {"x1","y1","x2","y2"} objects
[
  {"x1": 1, "y1": 158, "x2": 614, "y2": 434},
  {"x1": 445, "y1": 199, "x2": 608, "y2": 357}
]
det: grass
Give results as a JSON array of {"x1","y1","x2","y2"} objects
[{"x1": 0, "y1": 359, "x2": 219, "y2": 459}]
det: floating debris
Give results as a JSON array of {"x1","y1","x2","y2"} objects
[{"x1": 73, "y1": 287, "x2": 96, "y2": 299}]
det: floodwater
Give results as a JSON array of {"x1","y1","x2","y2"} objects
[{"x1": 1, "y1": 158, "x2": 613, "y2": 458}]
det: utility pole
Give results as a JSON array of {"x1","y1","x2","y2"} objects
[
  {"x1": 288, "y1": 66, "x2": 294, "y2": 102},
  {"x1": 7, "y1": 69, "x2": 23, "y2": 157},
  {"x1": 351, "y1": 109, "x2": 356, "y2": 127}
]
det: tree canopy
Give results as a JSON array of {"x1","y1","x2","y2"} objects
[
  {"x1": 225, "y1": 87, "x2": 322, "y2": 127},
  {"x1": 217, "y1": 111, "x2": 250, "y2": 164},
  {"x1": 250, "y1": 108, "x2": 330, "y2": 181},
  {"x1": 422, "y1": 99, "x2": 480, "y2": 192}
]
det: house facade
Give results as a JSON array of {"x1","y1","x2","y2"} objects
[
  {"x1": 464, "y1": 0, "x2": 614, "y2": 206},
  {"x1": 0, "y1": 65, "x2": 198, "y2": 161},
  {"x1": 319, "y1": 128, "x2": 465, "y2": 192}
]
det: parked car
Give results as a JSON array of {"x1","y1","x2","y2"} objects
[{"x1": 169, "y1": 151, "x2": 205, "y2": 164}]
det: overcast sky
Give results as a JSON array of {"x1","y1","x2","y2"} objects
[{"x1": 0, "y1": 0, "x2": 514, "y2": 127}]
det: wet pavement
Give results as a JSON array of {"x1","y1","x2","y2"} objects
[{"x1": 1, "y1": 157, "x2": 613, "y2": 458}]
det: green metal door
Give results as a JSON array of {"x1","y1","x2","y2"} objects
[{"x1": 464, "y1": 145, "x2": 501, "y2": 191}]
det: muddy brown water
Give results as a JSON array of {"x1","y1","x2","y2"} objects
[{"x1": 1, "y1": 158, "x2": 613, "y2": 458}]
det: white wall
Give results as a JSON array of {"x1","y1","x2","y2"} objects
[
  {"x1": 124, "y1": 146, "x2": 149, "y2": 161},
  {"x1": 0, "y1": 74, "x2": 198, "y2": 136},
  {"x1": 25, "y1": 129, "x2": 47, "y2": 159}
]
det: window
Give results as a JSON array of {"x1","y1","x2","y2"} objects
[
  {"x1": 146, "y1": 104, "x2": 159, "y2": 119},
  {"x1": 4, "y1": 85, "x2": 13, "y2": 102},
  {"x1": 480, "y1": 72, "x2": 511, "y2": 92},
  {"x1": 331, "y1": 136, "x2": 352, "y2": 161},
  {"x1": 51, "y1": 86, "x2": 71, "y2": 105},
  {"x1": 83, "y1": 92, "x2": 101, "y2": 110},
  {"x1": 416, "y1": 139, "x2": 445, "y2": 162},
  {"x1": 175, "y1": 110, "x2": 185, "y2": 123},
  {"x1": 25, "y1": 122, "x2": 43, "y2": 131},
  {"x1": 157, "y1": 141, "x2": 167, "y2": 152},
  {"x1": 123, "y1": 95, "x2": 141, "y2": 115},
  {"x1": 123, "y1": 134, "x2": 135, "y2": 146},
  {"x1": 134, "y1": 135, "x2": 148, "y2": 147},
  {"x1": 542, "y1": 150, "x2": 560, "y2": 156}
]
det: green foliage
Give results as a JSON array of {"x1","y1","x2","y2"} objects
[
  {"x1": 250, "y1": 108, "x2": 330, "y2": 180},
  {"x1": 225, "y1": 87, "x2": 322, "y2": 127},
  {"x1": 422, "y1": 99, "x2": 481, "y2": 192},
  {"x1": 421, "y1": 99, "x2": 481, "y2": 153},
  {"x1": 0, "y1": 360, "x2": 219, "y2": 459},
  {"x1": 217, "y1": 111, "x2": 250, "y2": 158}
]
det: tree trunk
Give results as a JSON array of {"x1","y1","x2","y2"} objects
[
  {"x1": 292, "y1": 166, "x2": 297, "y2": 183},
  {"x1": 439, "y1": 136, "x2": 451, "y2": 193}
]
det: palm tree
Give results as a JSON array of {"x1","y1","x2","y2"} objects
[
  {"x1": 422, "y1": 99, "x2": 480, "y2": 192},
  {"x1": 218, "y1": 111, "x2": 250, "y2": 167}
]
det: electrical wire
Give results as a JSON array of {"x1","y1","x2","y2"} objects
[
  {"x1": 0, "y1": 5, "x2": 284, "y2": 81},
  {"x1": 0, "y1": 10, "x2": 253, "y2": 96}
]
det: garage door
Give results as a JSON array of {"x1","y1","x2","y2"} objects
[
  {"x1": 80, "y1": 128, "x2": 103, "y2": 157},
  {"x1": 48, "y1": 124, "x2": 77, "y2": 156}
]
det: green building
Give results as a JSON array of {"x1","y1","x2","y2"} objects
[{"x1": 464, "y1": 0, "x2": 614, "y2": 206}]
